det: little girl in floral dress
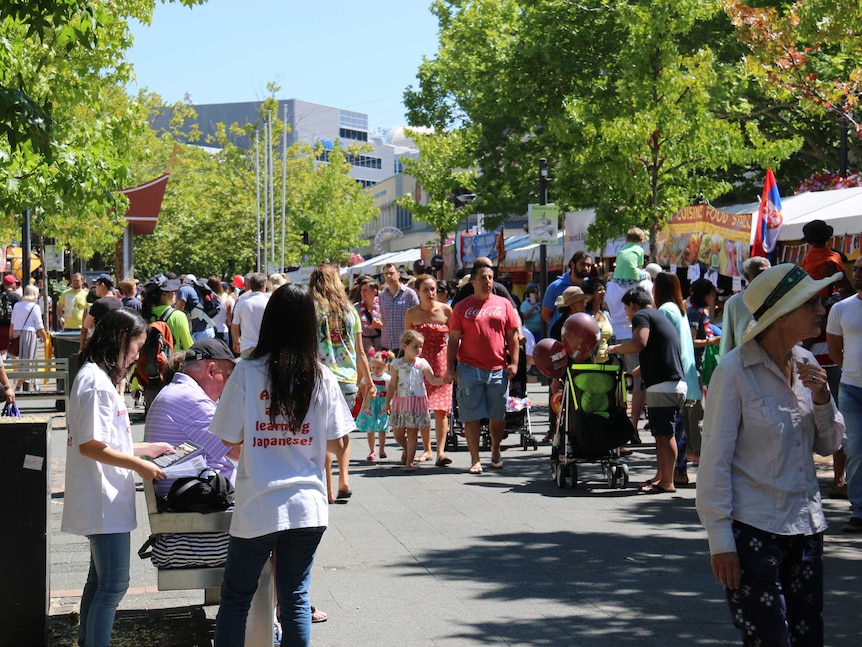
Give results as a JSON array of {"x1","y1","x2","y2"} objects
[
  {"x1": 385, "y1": 330, "x2": 444, "y2": 471},
  {"x1": 356, "y1": 349, "x2": 393, "y2": 461}
]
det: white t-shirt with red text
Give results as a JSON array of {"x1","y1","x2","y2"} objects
[
  {"x1": 210, "y1": 357, "x2": 355, "y2": 539},
  {"x1": 61, "y1": 362, "x2": 136, "y2": 536},
  {"x1": 450, "y1": 294, "x2": 520, "y2": 371}
]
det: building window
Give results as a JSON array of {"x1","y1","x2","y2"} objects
[
  {"x1": 339, "y1": 128, "x2": 368, "y2": 142},
  {"x1": 357, "y1": 179, "x2": 378, "y2": 188},
  {"x1": 316, "y1": 149, "x2": 382, "y2": 170},
  {"x1": 394, "y1": 159, "x2": 403, "y2": 174},
  {"x1": 396, "y1": 205, "x2": 413, "y2": 230}
]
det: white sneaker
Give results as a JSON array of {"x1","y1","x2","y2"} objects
[{"x1": 273, "y1": 609, "x2": 282, "y2": 645}]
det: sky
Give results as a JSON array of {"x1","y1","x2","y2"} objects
[{"x1": 126, "y1": 0, "x2": 441, "y2": 130}]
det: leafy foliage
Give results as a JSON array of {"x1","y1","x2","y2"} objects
[
  {"x1": 396, "y1": 128, "x2": 476, "y2": 249},
  {"x1": 405, "y1": 0, "x2": 801, "y2": 251},
  {"x1": 0, "y1": 0, "x2": 203, "y2": 252}
]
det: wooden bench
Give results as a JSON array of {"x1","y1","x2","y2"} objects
[
  {"x1": 142, "y1": 480, "x2": 274, "y2": 646},
  {"x1": 4, "y1": 358, "x2": 68, "y2": 409}
]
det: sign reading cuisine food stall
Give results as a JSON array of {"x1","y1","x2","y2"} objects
[{"x1": 653, "y1": 204, "x2": 753, "y2": 278}]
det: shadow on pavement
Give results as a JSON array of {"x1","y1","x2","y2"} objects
[{"x1": 49, "y1": 605, "x2": 213, "y2": 646}]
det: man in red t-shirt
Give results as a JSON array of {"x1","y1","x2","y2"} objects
[{"x1": 446, "y1": 261, "x2": 520, "y2": 474}]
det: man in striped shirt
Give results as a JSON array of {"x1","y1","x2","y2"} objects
[{"x1": 379, "y1": 263, "x2": 418, "y2": 350}]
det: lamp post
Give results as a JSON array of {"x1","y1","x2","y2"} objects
[{"x1": 538, "y1": 158, "x2": 549, "y2": 339}]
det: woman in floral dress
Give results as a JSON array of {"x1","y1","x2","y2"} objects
[{"x1": 404, "y1": 274, "x2": 453, "y2": 467}]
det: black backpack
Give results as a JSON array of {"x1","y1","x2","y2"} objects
[
  {"x1": 189, "y1": 279, "x2": 221, "y2": 318},
  {"x1": 164, "y1": 469, "x2": 234, "y2": 514},
  {"x1": 0, "y1": 292, "x2": 12, "y2": 326}
]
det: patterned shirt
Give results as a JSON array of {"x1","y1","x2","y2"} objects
[
  {"x1": 379, "y1": 285, "x2": 418, "y2": 349},
  {"x1": 317, "y1": 307, "x2": 362, "y2": 384}
]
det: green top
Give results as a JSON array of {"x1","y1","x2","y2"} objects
[{"x1": 150, "y1": 304, "x2": 193, "y2": 351}]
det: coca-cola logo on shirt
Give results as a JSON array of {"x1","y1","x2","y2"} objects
[{"x1": 464, "y1": 305, "x2": 504, "y2": 318}]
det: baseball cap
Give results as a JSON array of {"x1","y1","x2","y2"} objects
[
  {"x1": 95, "y1": 273, "x2": 114, "y2": 288},
  {"x1": 183, "y1": 273, "x2": 197, "y2": 285},
  {"x1": 2, "y1": 274, "x2": 17, "y2": 286},
  {"x1": 185, "y1": 338, "x2": 236, "y2": 363}
]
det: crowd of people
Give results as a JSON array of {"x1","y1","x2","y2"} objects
[{"x1": 4, "y1": 215, "x2": 859, "y2": 646}]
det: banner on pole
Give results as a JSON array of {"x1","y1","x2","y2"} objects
[{"x1": 528, "y1": 204, "x2": 560, "y2": 245}]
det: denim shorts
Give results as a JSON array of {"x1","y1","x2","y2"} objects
[{"x1": 456, "y1": 362, "x2": 508, "y2": 422}]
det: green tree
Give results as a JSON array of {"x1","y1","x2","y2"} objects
[
  {"x1": 0, "y1": 0, "x2": 203, "y2": 250},
  {"x1": 396, "y1": 128, "x2": 476, "y2": 250},
  {"x1": 405, "y1": 0, "x2": 799, "y2": 250},
  {"x1": 289, "y1": 142, "x2": 378, "y2": 265}
]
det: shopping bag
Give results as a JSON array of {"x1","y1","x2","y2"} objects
[
  {"x1": 701, "y1": 343, "x2": 719, "y2": 387},
  {"x1": 2, "y1": 402, "x2": 22, "y2": 418}
]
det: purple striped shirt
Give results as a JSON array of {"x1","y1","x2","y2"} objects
[
  {"x1": 379, "y1": 285, "x2": 419, "y2": 349},
  {"x1": 143, "y1": 372, "x2": 235, "y2": 498}
]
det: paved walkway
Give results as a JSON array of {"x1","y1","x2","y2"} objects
[{"x1": 24, "y1": 382, "x2": 861, "y2": 646}]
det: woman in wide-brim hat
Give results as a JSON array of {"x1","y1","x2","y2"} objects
[
  {"x1": 696, "y1": 264, "x2": 845, "y2": 646},
  {"x1": 549, "y1": 286, "x2": 591, "y2": 342}
]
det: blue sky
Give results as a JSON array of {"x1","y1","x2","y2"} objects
[{"x1": 127, "y1": 0, "x2": 441, "y2": 129}]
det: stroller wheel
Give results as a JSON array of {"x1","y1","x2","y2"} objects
[
  {"x1": 619, "y1": 463, "x2": 630, "y2": 489},
  {"x1": 555, "y1": 463, "x2": 567, "y2": 489}
]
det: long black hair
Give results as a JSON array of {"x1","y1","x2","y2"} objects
[
  {"x1": 80, "y1": 308, "x2": 147, "y2": 385},
  {"x1": 252, "y1": 283, "x2": 322, "y2": 427}
]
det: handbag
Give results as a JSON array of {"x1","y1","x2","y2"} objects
[
  {"x1": 1, "y1": 402, "x2": 22, "y2": 417},
  {"x1": 138, "y1": 531, "x2": 229, "y2": 568},
  {"x1": 701, "y1": 343, "x2": 719, "y2": 387},
  {"x1": 8, "y1": 303, "x2": 36, "y2": 357}
]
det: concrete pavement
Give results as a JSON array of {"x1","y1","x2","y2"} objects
[{"x1": 28, "y1": 381, "x2": 861, "y2": 646}]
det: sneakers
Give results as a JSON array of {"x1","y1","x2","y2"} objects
[
  {"x1": 842, "y1": 517, "x2": 862, "y2": 534},
  {"x1": 830, "y1": 483, "x2": 848, "y2": 499}
]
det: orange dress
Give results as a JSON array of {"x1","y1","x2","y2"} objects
[{"x1": 414, "y1": 321, "x2": 452, "y2": 412}]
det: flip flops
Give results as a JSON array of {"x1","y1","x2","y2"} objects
[
  {"x1": 435, "y1": 456, "x2": 453, "y2": 467},
  {"x1": 639, "y1": 483, "x2": 674, "y2": 495}
]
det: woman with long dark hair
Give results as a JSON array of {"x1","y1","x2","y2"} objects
[
  {"x1": 652, "y1": 272, "x2": 701, "y2": 486},
  {"x1": 62, "y1": 308, "x2": 171, "y2": 647},
  {"x1": 211, "y1": 284, "x2": 354, "y2": 646}
]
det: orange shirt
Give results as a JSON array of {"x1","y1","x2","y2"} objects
[{"x1": 801, "y1": 246, "x2": 844, "y2": 297}]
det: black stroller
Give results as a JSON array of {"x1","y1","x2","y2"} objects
[{"x1": 550, "y1": 361, "x2": 636, "y2": 489}]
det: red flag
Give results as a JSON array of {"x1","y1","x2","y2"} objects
[{"x1": 753, "y1": 169, "x2": 783, "y2": 258}]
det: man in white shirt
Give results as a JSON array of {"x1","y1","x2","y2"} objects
[
  {"x1": 231, "y1": 273, "x2": 268, "y2": 358},
  {"x1": 230, "y1": 272, "x2": 269, "y2": 358},
  {"x1": 719, "y1": 257, "x2": 770, "y2": 356},
  {"x1": 605, "y1": 273, "x2": 653, "y2": 438},
  {"x1": 827, "y1": 256, "x2": 862, "y2": 533}
]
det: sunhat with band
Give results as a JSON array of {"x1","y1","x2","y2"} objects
[
  {"x1": 740, "y1": 264, "x2": 843, "y2": 345},
  {"x1": 554, "y1": 286, "x2": 591, "y2": 308}
]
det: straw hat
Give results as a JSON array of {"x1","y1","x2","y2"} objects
[
  {"x1": 740, "y1": 264, "x2": 843, "y2": 345},
  {"x1": 554, "y1": 286, "x2": 590, "y2": 308}
]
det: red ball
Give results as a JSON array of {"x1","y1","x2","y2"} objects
[
  {"x1": 561, "y1": 313, "x2": 601, "y2": 361},
  {"x1": 550, "y1": 389, "x2": 563, "y2": 415},
  {"x1": 533, "y1": 338, "x2": 569, "y2": 378}
]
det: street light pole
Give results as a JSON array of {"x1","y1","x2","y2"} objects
[{"x1": 538, "y1": 158, "x2": 549, "y2": 339}]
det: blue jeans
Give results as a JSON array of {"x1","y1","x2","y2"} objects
[
  {"x1": 839, "y1": 383, "x2": 862, "y2": 519},
  {"x1": 79, "y1": 533, "x2": 130, "y2": 647},
  {"x1": 215, "y1": 527, "x2": 325, "y2": 647}
]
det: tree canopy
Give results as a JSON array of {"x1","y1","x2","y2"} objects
[
  {"x1": 396, "y1": 128, "x2": 477, "y2": 249},
  {"x1": 404, "y1": 0, "x2": 816, "y2": 250},
  {"x1": 0, "y1": 0, "x2": 203, "y2": 253}
]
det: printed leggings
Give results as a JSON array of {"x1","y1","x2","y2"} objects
[{"x1": 725, "y1": 521, "x2": 823, "y2": 647}]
